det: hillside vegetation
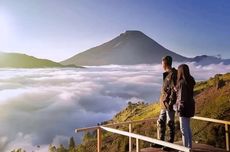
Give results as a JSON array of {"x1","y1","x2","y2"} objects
[{"x1": 0, "y1": 52, "x2": 82, "y2": 68}]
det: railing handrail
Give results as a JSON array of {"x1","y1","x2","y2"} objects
[
  {"x1": 75, "y1": 116, "x2": 229, "y2": 132},
  {"x1": 192, "y1": 116, "x2": 230, "y2": 125},
  {"x1": 75, "y1": 117, "x2": 157, "y2": 133},
  {"x1": 101, "y1": 126, "x2": 191, "y2": 152}
]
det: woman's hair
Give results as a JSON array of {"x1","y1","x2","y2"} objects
[{"x1": 177, "y1": 64, "x2": 195, "y2": 89}]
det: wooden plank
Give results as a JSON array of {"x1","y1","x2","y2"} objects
[
  {"x1": 136, "y1": 138, "x2": 140, "y2": 152},
  {"x1": 75, "y1": 126, "x2": 99, "y2": 132},
  {"x1": 97, "y1": 128, "x2": 102, "y2": 152},
  {"x1": 75, "y1": 116, "x2": 230, "y2": 133},
  {"x1": 129, "y1": 123, "x2": 132, "y2": 152},
  {"x1": 192, "y1": 116, "x2": 230, "y2": 125},
  {"x1": 75, "y1": 118, "x2": 157, "y2": 133},
  {"x1": 226, "y1": 124, "x2": 229, "y2": 151}
]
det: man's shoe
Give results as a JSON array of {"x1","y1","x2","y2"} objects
[
  {"x1": 150, "y1": 143, "x2": 163, "y2": 148},
  {"x1": 161, "y1": 146, "x2": 174, "y2": 151}
]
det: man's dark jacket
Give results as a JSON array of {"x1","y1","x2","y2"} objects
[{"x1": 159, "y1": 68, "x2": 177, "y2": 110}]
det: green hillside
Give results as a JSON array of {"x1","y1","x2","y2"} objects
[
  {"x1": 76, "y1": 72, "x2": 230, "y2": 151},
  {"x1": 0, "y1": 52, "x2": 82, "y2": 68}
]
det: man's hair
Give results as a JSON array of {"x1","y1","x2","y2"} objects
[{"x1": 162, "y1": 56, "x2": 172, "y2": 67}]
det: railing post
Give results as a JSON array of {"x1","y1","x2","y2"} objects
[
  {"x1": 97, "y1": 127, "x2": 102, "y2": 152},
  {"x1": 129, "y1": 123, "x2": 132, "y2": 152},
  {"x1": 226, "y1": 124, "x2": 229, "y2": 151},
  {"x1": 136, "y1": 138, "x2": 140, "y2": 152}
]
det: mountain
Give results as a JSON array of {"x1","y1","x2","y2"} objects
[
  {"x1": 0, "y1": 52, "x2": 81, "y2": 68},
  {"x1": 191, "y1": 55, "x2": 230, "y2": 65},
  {"x1": 77, "y1": 72, "x2": 230, "y2": 151},
  {"x1": 61, "y1": 31, "x2": 188, "y2": 66}
]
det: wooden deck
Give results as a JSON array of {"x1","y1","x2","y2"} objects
[{"x1": 140, "y1": 142, "x2": 227, "y2": 152}]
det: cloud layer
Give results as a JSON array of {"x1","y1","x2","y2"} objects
[{"x1": 0, "y1": 63, "x2": 229, "y2": 151}]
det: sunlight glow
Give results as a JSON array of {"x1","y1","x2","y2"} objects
[{"x1": 0, "y1": 10, "x2": 12, "y2": 40}]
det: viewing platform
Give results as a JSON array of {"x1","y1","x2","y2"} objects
[
  {"x1": 75, "y1": 116, "x2": 230, "y2": 152},
  {"x1": 141, "y1": 142, "x2": 227, "y2": 152}
]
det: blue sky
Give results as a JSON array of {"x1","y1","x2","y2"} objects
[{"x1": 0, "y1": 0, "x2": 229, "y2": 61}]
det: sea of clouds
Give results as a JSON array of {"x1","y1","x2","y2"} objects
[{"x1": 0, "y1": 62, "x2": 229, "y2": 151}]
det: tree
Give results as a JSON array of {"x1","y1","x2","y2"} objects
[
  {"x1": 69, "y1": 137, "x2": 76, "y2": 152},
  {"x1": 49, "y1": 144, "x2": 57, "y2": 152},
  {"x1": 11, "y1": 148, "x2": 26, "y2": 152},
  {"x1": 57, "y1": 144, "x2": 66, "y2": 152}
]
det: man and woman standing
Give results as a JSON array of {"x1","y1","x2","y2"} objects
[{"x1": 152, "y1": 56, "x2": 195, "y2": 151}]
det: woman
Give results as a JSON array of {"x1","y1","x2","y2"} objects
[{"x1": 176, "y1": 64, "x2": 196, "y2": 148}]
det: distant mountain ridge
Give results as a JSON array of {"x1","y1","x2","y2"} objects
[
  {"x1": 1, "y1": 31, "x2": 229, "y2": 67},
  {"x1": 0, "y1": 52, "x2": 81, "y2": 68},
  {"x1": 61, "y1": 30, "x2": 188, "y2": 66},
  {"x1": 191, "y1": 55, "x2": 230, "y2": 65}
]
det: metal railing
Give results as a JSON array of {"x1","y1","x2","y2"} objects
[{"x1": 75, "y1": 116, "x2": 230, "y2": 152}]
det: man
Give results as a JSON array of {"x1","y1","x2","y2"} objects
[{"x1": 151, "y1": 56, "x2": 177, "y2": 151}]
